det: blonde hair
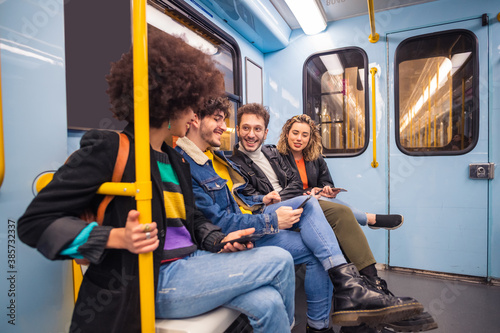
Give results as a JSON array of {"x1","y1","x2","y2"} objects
[{"x1": 277, "y1": 114, "x2": 322, "y2": 162}]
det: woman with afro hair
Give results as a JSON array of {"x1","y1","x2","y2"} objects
[{"x1": 18, "y1": 25, "x2": 295, "y2": 333}]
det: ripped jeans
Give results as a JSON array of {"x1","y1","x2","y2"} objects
[{"x1": 155, "y1": 246, "x2": 295, "y2": 333}]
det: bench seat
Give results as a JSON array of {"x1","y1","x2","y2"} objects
[{"x1": 155, "y1": 307, "x2": 241, "y2": 333}]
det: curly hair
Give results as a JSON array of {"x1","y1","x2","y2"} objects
[
  {"x1": 236, "y1": 103, "x2": 270, "y2": 128},
  {"x1": 198, "y1": 96, "x2": 232, "y2": 119},
  {"x1": 106, "y1": 25, "x2": 225, "y2": 128},
  {"x1": 276, "y1": 114, "x2": 323, "y2": 162}
]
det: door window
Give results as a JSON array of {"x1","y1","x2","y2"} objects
[{"x1": 395, "y1": 30, "x2": 478, "y2": 155}]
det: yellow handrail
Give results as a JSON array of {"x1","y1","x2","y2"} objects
[
  {"x1": 131, "y1": 0, "x2": 155, "y2": 332},
  {"x1": 367, "y1": 0, "x2": 379, "y2": 43},
  {"x1": 96, "y1": 182, "x2": 138, "y2": 196},
  {"x1": 370, "y1": 67, "x2": 379, "y2": 168},
  {"x1": 0, "y1": 52, "x2": 5, "y2": 189}
]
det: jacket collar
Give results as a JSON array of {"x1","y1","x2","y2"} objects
[
  {"x1": 176, "y1": 136, "x2": 210, "y2": 166},
  {"x1": 123, "y1": 123, "x2": 135, "y2": 138},
  {"x1": 123, "y1": 122, "x2": 171, "y2": 153}
]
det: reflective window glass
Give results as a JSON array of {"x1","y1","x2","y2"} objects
[
  {"x1": 304, "y1": 48, "x2": 368, "y2": 156},
  {"x1": 149, "y1": 1, "x2": 240, "y2": 150},
  {"x1": 219, "y1": 100, "x2": 237, "y2": 151},
  {"x1": 395, "y1": 30, "x2": 478, "y2": 154}
]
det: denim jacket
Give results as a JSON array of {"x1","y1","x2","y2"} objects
[{"x1": 175, "y1": 137, "x2": 279, "y2": 235}]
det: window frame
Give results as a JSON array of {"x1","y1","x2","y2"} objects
[
  {"x1": 152, "y1": 0, "x2": 243, "y2": 153},
  {"x1": 303, "y1": 47, "x2": 370, "y2": 158},
  {"x1": 394, "y1": 29, "x2": 479, "y2": 156}
]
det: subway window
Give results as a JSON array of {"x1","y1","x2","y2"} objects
[
  {"x1": 395, "y1": 30, "x2": 478, "y2": 155},
  {"x1": 149, "y1": 0, "x2": 241, "y2": 151},
  {"x1": 304, "y1": 48, "x2": 369, "y2": 157}
]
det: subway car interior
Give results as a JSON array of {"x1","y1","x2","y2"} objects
[{"x1": 1, "y1": 0, "x2": 499, "y2": 332}]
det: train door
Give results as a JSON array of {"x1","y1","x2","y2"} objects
[{"x1": 387, "y1": 18, "x2": 489, "y2": 276}]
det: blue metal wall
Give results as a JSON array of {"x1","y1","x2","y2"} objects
[
  {"x1": 261, "y1": 0, "x2": 500, "y2": 279},
  {"x1": 0, "y1": 0, "x2": 73, "y2": 332}
]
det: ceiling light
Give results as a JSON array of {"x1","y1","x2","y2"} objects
[{"x1": 284, "y1": 0, "x2": 327, "y2": 35}]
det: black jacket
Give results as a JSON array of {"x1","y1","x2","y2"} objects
[
  {"x1": 281, "y1": 152, "x2": 335, "y2": 192},
  {"x1": 18, "y1": 124, "x2": 225, "y2": 333},
  {"x1": 230, "y1": 144, "x2": 304, "y2": 201}
]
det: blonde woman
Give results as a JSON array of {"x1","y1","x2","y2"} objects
[{"x1": 277, "y1": 114, "x2": 403, "y2": 230}]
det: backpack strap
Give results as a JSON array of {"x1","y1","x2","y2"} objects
[{"x1": 95, "y1": 132, "x2": 130, "y2": 224}]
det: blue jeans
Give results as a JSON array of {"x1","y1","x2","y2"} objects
[
  {"x1": 320, "y1": 197, "x2": 367, "y2": 226},
  {"x1": 256, "y1": 196, "x2": 347, "y2": 329},
  {"x1": 155, "y1": 247, "x2": 295, "y2": 333}
]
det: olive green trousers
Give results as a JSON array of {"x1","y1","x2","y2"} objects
[{"x1": 318, "y1": 200, "x2": 376, "y2": 271}]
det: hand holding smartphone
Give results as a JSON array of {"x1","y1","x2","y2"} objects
[
  {"x1": 215, "y1": 233, "x2": 264, "y2": 251},
  {"x1": 297, "y1": 195, "x2": 312, "y2": 209}
]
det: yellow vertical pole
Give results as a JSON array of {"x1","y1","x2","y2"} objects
[
  {"x1": 367, "y1": 0, "x2": 379, "y2": 43},
  {"x1": 370, "y1": 67, "x2": 378, "y2": 167},
  {"x1": 132, "y1": 0, "x2": 155, "y2": 332}
]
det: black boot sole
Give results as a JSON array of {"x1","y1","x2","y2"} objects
[
  {"x1": 331, "y1": 302, "x2": 423, "y2": 327},
  {"x1": 376, "y1": 310, "x2": 438, "y2": 332},
  {"x1": 379, "y1": 320, "x2": 438, "y2": 332}
]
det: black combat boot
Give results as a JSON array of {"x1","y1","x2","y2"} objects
[
  {"x1": 306, "y1": 325, "x2": 334, "y2": 333},
  {"x1": 363, "y1": 276, "x2": 438, "y2": 332},
  {"x1": 328, "y1": 264, "x2": 423, "y2": 327}
]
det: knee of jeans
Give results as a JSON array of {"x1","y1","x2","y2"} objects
[
  {"x1": 267, "y1": 246, "x2": 294, "y2": 264},
  {"x1": 256, "y1": 288, "x2": 286, "y2": 317},
  {"x1": 302, "y1": 198, "x2": 325, "y2": 217},
  {"x1": 264, "y1": 247, "x2": 294, "y2": 274}
]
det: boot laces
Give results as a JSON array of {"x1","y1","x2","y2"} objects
[{"x1": 363, "y1": 276, "x2": 394, "y2": 296}]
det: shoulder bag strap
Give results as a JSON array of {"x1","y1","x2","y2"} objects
[{"x1": 95, "y1": 132, "x2": 130, "y2": 224}]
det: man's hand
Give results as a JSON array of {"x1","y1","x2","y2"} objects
[
  {"x1": 219, "y1": 228, "x2": 256, "y2": 253},
  {"x1": 276, "y1": 206, "x2": 302, "y2": 229},
  {"x1": 263, "y1": 191, "x2": 281, "y2": 205}
]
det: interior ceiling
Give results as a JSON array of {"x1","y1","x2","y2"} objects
[{"x1": 270, "y1": 0, "x2": 437, "y2": 30}]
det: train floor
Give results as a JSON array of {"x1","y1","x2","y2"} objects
[{"x1": 291, "y1": 266, "x2": 500, "y2": 333}]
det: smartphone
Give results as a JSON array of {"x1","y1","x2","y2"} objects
[
  {"x1": 297, "y1": 195, "x2": 312, "y2": 209},
  {"x1": 332, "y1": 187, "x2": 347, "y2": 192},
  {"x1": 215, "y1": 233, "x2": 265, "y2": 251}
]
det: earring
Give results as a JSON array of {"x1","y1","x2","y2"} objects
[{"x1": 168, "y1": 121, "x2": 171, "y2": 130}]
